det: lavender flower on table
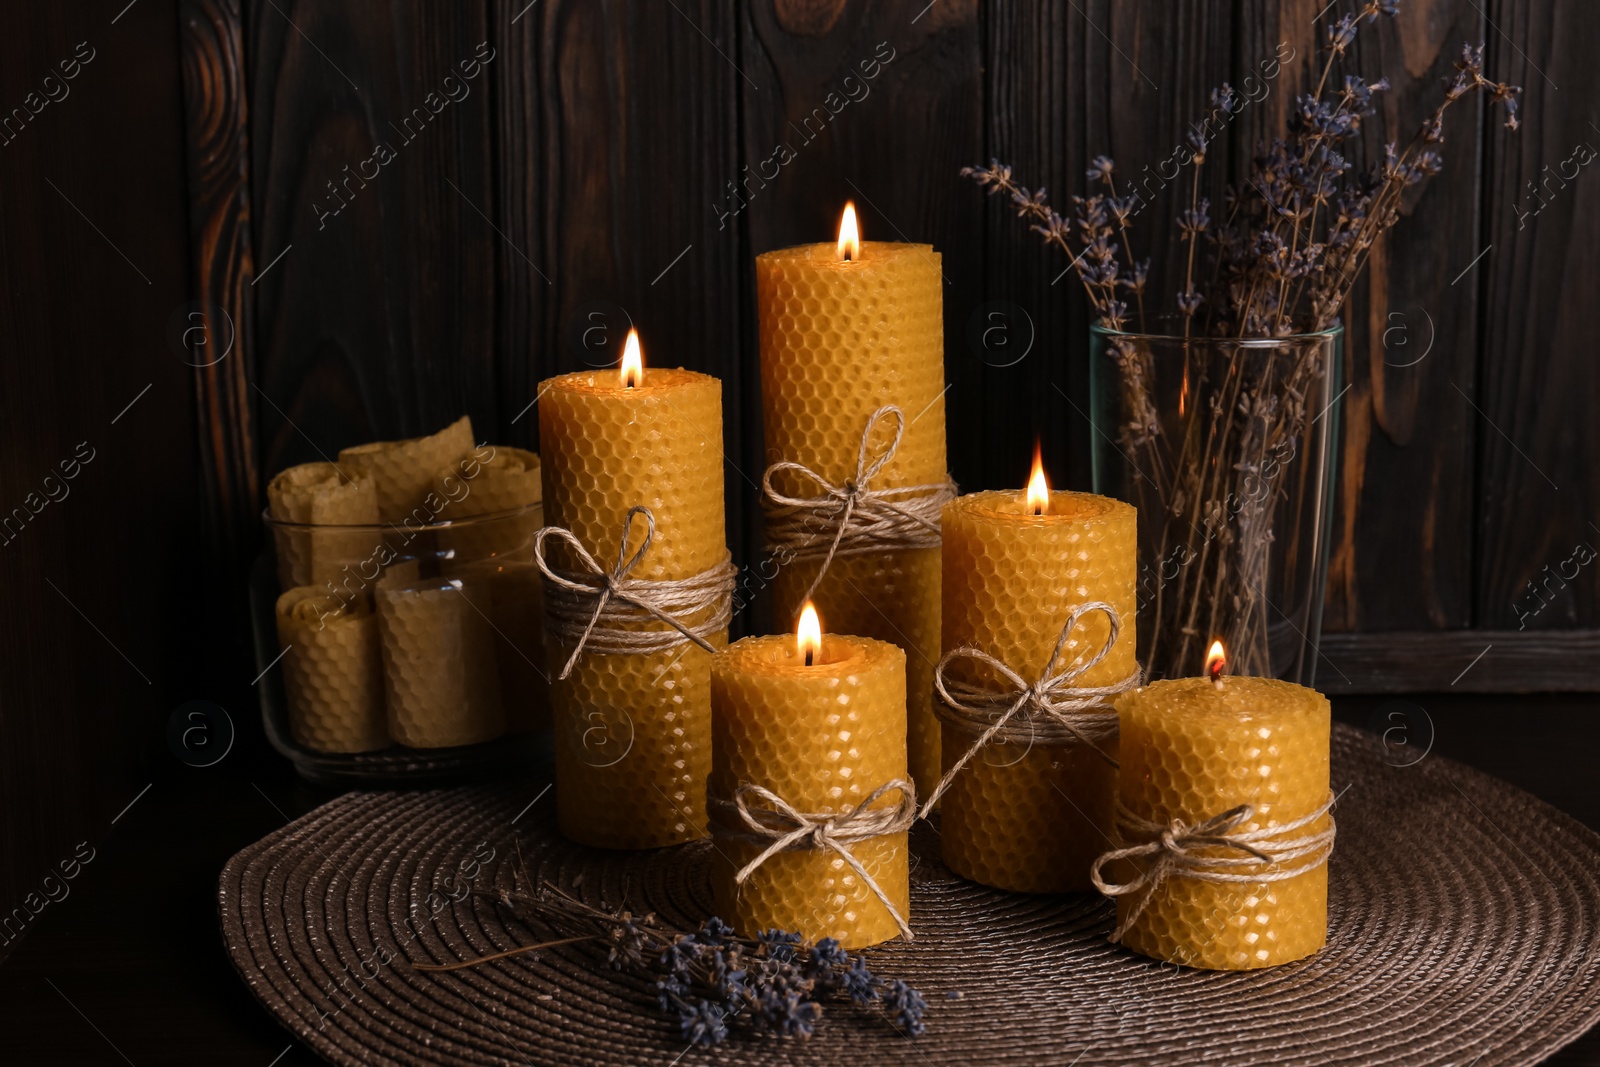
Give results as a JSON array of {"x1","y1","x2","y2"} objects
[{"x1": 443, "y1": 844, "x2": 927, "y2": 1049}]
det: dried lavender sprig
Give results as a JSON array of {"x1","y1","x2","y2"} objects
[{"x1": 449, "y1": 868, "x2": 926, "y2": 1049}]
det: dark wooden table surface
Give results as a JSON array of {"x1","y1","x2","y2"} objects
[{"x1": 1, "y1": 693, "x2": 1595, "y2": 1066}]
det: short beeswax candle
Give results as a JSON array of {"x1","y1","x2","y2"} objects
[
  {"x1": 1106, "y1": 655, "x2": 1332, "y2": 970},
  {"x1": 710, "y1": 608, "x2": 909, "y2": 949},
  {"x1": 538, "y1": 332, "x2": 727, "y2": 849},
  {"x1": 757, "y1": 204, "x2": 948, "y2": 799},
  {"x1": 937, "y1": 462, "x2": 1137, "y2": 893}
]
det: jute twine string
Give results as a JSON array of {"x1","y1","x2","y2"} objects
[
  {"x1": 710, "y1": 778, "x2": 917, "y2": 941},
  {"x1": 920, "y1": 602, "x2": 1140, "y2": 817},
  {"x1": 1090, "y1": 793, "x2": 1339, "y2": 942},
  {"x1": 533, "y1": 506, "x2": 735, "y2": 680},
  {"x1": 761, "y1": 406, "x2": 956, "y2": 608}
]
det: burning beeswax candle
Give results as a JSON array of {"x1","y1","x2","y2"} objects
[
  {"x1": 934, "y1": 450, "x2": 1138, "y2": 892},
  {"x1": 1096, "y1": 643, "x2": 1334, "y2": 970},
  {"x1": 538, "y1": 330, "x2": 728, "y2": 849},
  {"x1": 710, "y1": 604, "x2": 911, "y2": 949},
  {"x1": 757, "y1": 203, "x2": 949, "y2": 800}
]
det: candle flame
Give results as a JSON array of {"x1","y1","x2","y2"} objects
[
  {"x1": 620, "y1": 328, "x2": 643, "y2": 388},
  {"x1": 836, "y1": 202, "x2": 861, "y2": 262},
  {"x1": 797, "y1": 601, "x2": 822, "y2": 665},
  {"x1": 1025, "y1": 443, "x2": 1049, "y2": 515},
  {"x1": 1205, "y1": 639, "x2": 1227, "y2": 682}
]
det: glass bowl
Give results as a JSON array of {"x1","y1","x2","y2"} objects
[{"x1": 254, "y1": 501, "x2": 551, "y2": 787}]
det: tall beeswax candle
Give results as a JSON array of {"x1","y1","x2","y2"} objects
[
  {"x1": 710, "y1": 613, "x2": 909, "y2": 949},
  {"x1": 757, "y1": 206, "x2": 948, "y2": 799},
  {"x1": 539, "y1": 335, "x2": 727, "y2": 849},
  {"x1": 1107, "y1": 665, "x2": 1332, "y2": 970},
  {"x1": 937, "y1": 471, "x2": 1137, "y2": 892}
]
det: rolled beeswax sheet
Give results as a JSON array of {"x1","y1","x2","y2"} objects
[
  {"x1": 435, "y1": 446, "x2": 543, "y2": 563},
  {"x1": 339, "y1": 416, "x2": 474, "y2": 523},
  {"x1": 266, "y1": 462, "x2": 383, "y2": 590},
  {"x1": 375, "y1": 574, "x2": 506, "y2": 749},
  {"x1": 274, "y1": 585, "x2": 387, "y2": 753}
]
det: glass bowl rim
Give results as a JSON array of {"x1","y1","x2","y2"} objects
[
  {"x1": 1090, "y1": 316, "x2": 1343, "y2": 348},
  {"x1": 261, "y1": 499, "x2": 541, "y2": 533}
]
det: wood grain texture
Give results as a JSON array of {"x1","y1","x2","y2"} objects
[
  {"x1": 180, "y1": 0, "x2": 259, "y2": 582},
  {"x1": 164, "y1": 0, "x2": 1600, "y2": 691},
  {"x1": 1236, "y1": 0, "x2": 1485, "y2": 633},
  {"x1": 1320, "y1": 629, "x2": 1600, "y2": 693},
  {"x1": 0, "y1": 0, "x2": 196, "y2": 960},
  {"x1": 246, "y1": 0, "x2": 501, "y2": 465},
  {"x1": 1477, "y1": 1, "x2": 1600, "y2": 630},
  {"x1": 740, "y1": 0, "x2": 982, "y2": 526},
  {"x1": 500, "y1": 0, "x2": 748, "y2": 564},
  {"x1": 981, "y1": 2, "x2": 1235, "y2": 492}
]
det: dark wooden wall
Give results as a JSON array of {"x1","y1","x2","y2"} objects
[
  {"x1": 0, "y1": 0, "x2": 197, "y2": 960},
  {"x1": 191, "y1": 0, "x2": 1599, "y2": 694}
]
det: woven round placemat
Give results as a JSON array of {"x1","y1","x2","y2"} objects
[{"x1": 219, "y1": 723, "x2": 1600, "y2": 1066}]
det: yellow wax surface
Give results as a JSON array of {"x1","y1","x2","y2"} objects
[
  {"x1": 757, "y1": 240, "x2": 946, "y2": 799},
  {"x1": 338, "y1": 416, "x2": 474, "y2": 523},
  {"x1": 538, "y1": 367, "x2": 727, "y2": 849},
  {"x1": 939, "y1": 490, "x2": 1137, "y2": 892},
  {"x1": 1115, "y1": 675, "x2": 1331, "y2": 969},
  {"x1": 266, "y1": 462, "x2": 383, "y2": 590},
  {"x1": 710, "y1": 634, "x2": 908, "y2": 949},
  {"x1": 275, "y1": 586, "x2": 387, "y2": 753}
]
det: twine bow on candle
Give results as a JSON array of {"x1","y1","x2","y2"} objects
[
  {"x1": 711, "y1": 779, "x2": 917, "y2": 942},
  {"x1": 1089, "y1": 793, "x2": 1339, "y2": 942},
  {"x1": 920, "y1": 602, "x2": 1140, "y2": 817},
  {"x1": 533, "y1": 506, "x2": 736, "y2": 679},
  {"x1": 762, "y1": 406, "x2": 956, "y2": 607}
]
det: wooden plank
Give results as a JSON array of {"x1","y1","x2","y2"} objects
[
  {"x1": 1476, "y1": 2, "x2": 1600, "y2": 630},
  {"x1": 981, "y1": 2, "x2": 1236, "y2": 492},
  {"x1": 1236, "y1": 0, "x2": 1485, "y2": 633},
  {"x1": 1320, "y1": 629, "x2": 1600, "y2": 693},
  {"x1": 0, "y1": 0, "x2": 196, "y2": 959},
  {"x1": 499, "y1": 0, "x2": 747, "y2": 567},
  {"x1": 180, "y1": 0, "x2": 259, "y2": 582},
  {"x1": 246, "y1": 0, "x2": 501, "y2": 466},
  {"x1": 741, "y1": 0, "x2": 983, "y2": 492}
]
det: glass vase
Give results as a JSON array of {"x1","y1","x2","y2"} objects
[{"x1": 1089, "y1": 319, "x2": 1343, "y2": 686}]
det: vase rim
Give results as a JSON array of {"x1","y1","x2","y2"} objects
[{"x1": 1090, "y1": 317, "x2": 1343, "y2": 345}]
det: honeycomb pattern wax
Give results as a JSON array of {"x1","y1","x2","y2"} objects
[
  {"x1": 435, "y1": 445, "x2": 542, "y2": 563},
  {"x1": 266, "y1": 462, "x2": 383, "y2": 590},
  {"x1": 275, "y1": 585, "x2": 387, "y2": 753},
  {"x1": 538, "y1": 367, "x2": 727, "y2": 849},
  {"x1": 711, "y1": 633, "x2": 908, "y2": 949},
  {"x1": 757, "y1": 240, "x2": 947, "y2": 799},
  {"x1": 338, "y1": 416, "x2": 474, "y2": 523},
  {"x1": 375, "y1": 575, "x2": 507, "y2": 748},
  {"x1": 1113, "y1": 676, "x2": 1331, "y2": 969},
  {"x1": 938, "y1": 490, "x2": 1137, "y2": 893}
]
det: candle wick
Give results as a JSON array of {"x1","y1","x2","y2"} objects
[
  {"x1": 804, "y1": 649, "x2": 813, "y2": 667},
  {"x1": 1034, "y1": 505, "x2": 1043, "y2": 517}
]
